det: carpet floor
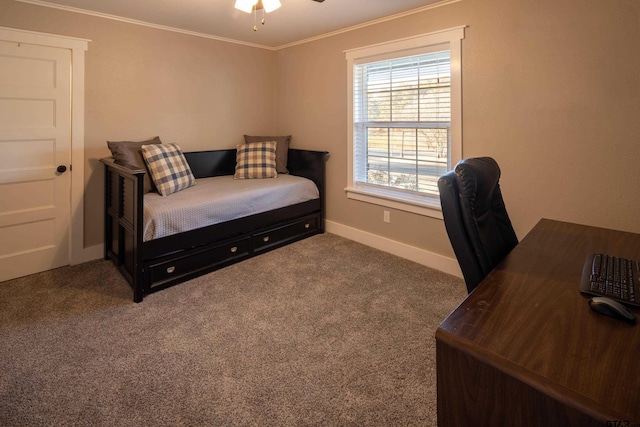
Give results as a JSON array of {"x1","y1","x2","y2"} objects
[{"x1": 0, "y1": 233, "x2": 465, "y2": 426}]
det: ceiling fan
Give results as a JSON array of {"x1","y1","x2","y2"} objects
[
  {"x1": 235, "y1": 0, "x2": 325, "y2": 14},
  {"x1": 235, "y1": 0, "x2": 325, "y2": 31}
]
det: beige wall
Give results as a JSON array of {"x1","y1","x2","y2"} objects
[
  {"x1": 1, "y1": 0, "x2": 276, "y2": 248},
  {"x1": 3, "y1": 0, "x2": 639, "y2": 266},
  {"x1": 276, "y1": 0, "x2": 640, "y2": 260}
]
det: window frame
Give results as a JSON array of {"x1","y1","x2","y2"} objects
[{"x1": 345, "y1": 27, "x2": 465, "y2": 219}]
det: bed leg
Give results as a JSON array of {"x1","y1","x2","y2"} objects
[{"x1": 133, "y1": 287, "x2": 143, "y2": 303}]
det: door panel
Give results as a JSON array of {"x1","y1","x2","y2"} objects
[
  {"x1": 0, "y1": 40, "x2": 71, "y2": 281},
  {"x1": 0, "y1": 99, "x2": 56, "y2": 128}
]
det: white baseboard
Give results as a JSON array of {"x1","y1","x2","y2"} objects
[
  {"x1": 325, "y1": 220, "x2": 462, "y2": 278},
  {"x1": 70, "y1": 225, "x2": 462, "y2": 278},
  {"x1": 71, "y1": 244, "x2": 104, "y2": 265}
]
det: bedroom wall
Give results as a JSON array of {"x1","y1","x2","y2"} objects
[
  {"x1": 3, "y1": 0, "x2": 639, "y2": 273},
  {"x1": 1, "y1": 0, "x2": 277, "y2": 249},
  {"x1": 275, "y1": 0, "x2": 640, "y2": 262}
]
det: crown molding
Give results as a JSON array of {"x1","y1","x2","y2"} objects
[
  {"x1": 14, "y1": 0, "x2": 462, "y2": 51},
  {"x1": 14, "y1": 0, "x2": 277, "y2": 50},
  {"x1": 276, "y1": 0, "x2": 462, "y2": 50}
]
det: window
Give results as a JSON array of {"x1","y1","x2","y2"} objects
[{"x1": 345, "y1": 27, "x2": 465, "y2": 218}]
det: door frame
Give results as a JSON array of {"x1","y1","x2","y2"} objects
[{"x1": 0, "y1": 26, "x2": 90, "y2": 265}]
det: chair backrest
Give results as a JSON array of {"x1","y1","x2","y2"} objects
[{"x1": 438, "y1": 157, "x2": 518, "y2": 293}]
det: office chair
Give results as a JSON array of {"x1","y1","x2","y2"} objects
[{"x1": 438, "y1": 157, "x2": 518, "y2": 294}]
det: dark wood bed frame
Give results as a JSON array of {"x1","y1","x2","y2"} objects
[{"x1": 101, "y1": 148, "x2": 328, "y2": 302}]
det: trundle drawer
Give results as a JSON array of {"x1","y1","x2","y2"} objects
[
  {"x1": 254, "y1": 215, "x2": 319, "y2": 252},
  {"x1": 146, "y1": 238, "x2": 250, "y2": 287}
]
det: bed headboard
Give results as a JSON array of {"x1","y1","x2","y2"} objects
[
  {"x1": 183, "y1": 149, "x2": 328, "y2": 194},
  {"x1": 184, "y1": 149, "x2": 237, "y2": 178}
]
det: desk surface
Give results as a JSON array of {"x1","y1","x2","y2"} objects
[{"x1": 436, "y1": 219, "x2": 640, "y2": 423}]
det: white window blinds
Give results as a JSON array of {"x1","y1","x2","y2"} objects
[{"x1": 353, "y1": 50, "x2": 451, "y2": 197}]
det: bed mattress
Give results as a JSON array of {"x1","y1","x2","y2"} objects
[{"x1": 143, "y1": 175, "x2": 319, "y2": 241}]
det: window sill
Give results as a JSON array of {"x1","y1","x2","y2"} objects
[{"x1": 345, "y1": 186, "x2": 443, "y2": 219}]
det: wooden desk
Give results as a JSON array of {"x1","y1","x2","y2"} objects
[{"x1": 436, "y1": 219, "x2": 640, "y2": 426}]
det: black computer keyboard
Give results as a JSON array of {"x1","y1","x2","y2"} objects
[{"x1": 580, "y1": 253, "x2": 640, "y2": 308}]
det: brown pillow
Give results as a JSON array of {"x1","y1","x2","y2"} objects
[
  {"x1": 244, "y1": 135, "x2": 291, "y2": 174},
  {"x1": 107, "y1": 136, "x2": 162, "y2": 193}
]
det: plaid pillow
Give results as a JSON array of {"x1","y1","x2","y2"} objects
[
  {"x1": 140, "y1": 143, "x2": 195, "y2": 196},
  {"x1": 234, "y1": 141, "x2": 278, "y2": 179},
  {"x1": 243, "y1": 135, "x2": 291, "y2": 174}
]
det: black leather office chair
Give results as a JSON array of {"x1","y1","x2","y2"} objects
[{"x1": 438, "y1": 157, "x2": 518, "y2": 294}]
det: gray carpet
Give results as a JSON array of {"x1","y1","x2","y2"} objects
[{"x1": 0, "y1": 233, "x2": 466, "y2": 426}]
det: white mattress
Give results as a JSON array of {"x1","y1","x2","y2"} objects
[{"x1": 143, "y1": 175, "x2": 319, "y2": 241}]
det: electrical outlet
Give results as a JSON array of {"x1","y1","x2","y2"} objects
[{"x1": 383, "y1": 210, "x2": 390, "y2": 223}]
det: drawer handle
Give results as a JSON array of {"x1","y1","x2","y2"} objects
[
  {"x1": 263, "y1": 236, "x2": 270, "y2": 242},
  {"x1": 166, "y1": 266, "x2": 176, "y2": 274},
  {"x1": 304, "y1": 223, "x2": 310, "y2": 229},
  {"x1": 230, "y1": 246, "x2": 238, "y2": 253}
]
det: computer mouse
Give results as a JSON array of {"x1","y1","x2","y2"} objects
[{"x1": 588, "y1": 297, "x2": 636, "y2": 323}]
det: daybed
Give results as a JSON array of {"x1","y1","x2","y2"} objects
[{"x1": 101, "y1": 146, "x2": 328, "y2": 303}]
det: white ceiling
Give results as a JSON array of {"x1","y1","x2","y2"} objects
[{"x1": 18, "y1": 0, "x2": 446, "y2": 49}]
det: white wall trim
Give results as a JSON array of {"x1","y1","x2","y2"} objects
[
  {"x1": 15, "y1": 0, "x2": 462, "y2": 51},
  {"x1": 325, "y1": 220, "x2": 462, "y2": 278},
  {"x1": 14, "y1": 0, "x2": 277, "y2": 50},
  {"x1": 0, "y1": 26, "x2": 90, "y2": 266},
  {"x1": 58, "y1": 224, "x2": 461, "y2": 274},
  {"x1": 345, "y1": 186, "x2": 444, "y2": 219},
  {"x1": 69, "y1": 39, "x2": 89, "y2": 266},
  {"x1": 277, "y1": 0, "x2": 463, "y2": 50},
  {"x1": 0, "y1": 25, "x2": 90, "y2": 48},
  {"x1": 345, "y1": 26, "x2": 465, "y2": 222}
]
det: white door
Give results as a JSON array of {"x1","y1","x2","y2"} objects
[{"x1": 0, "y1": 40, "x2": 71, "y2": 281}]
